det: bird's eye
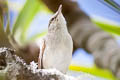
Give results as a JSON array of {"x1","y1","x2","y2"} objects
[
  {"x1": 48, "y1": 18, "x2": 54, "y2": 27},
  {"x1": 50, "y1": 17, "x2": 54, "y2": 22}
]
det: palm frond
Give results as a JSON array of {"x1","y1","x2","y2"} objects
[
  {"x1": 0, "y1": 0, "x2": 11, "y2": 48},
  {"x1": 12, "y1": 0, "x2": 40, "y2": 45},
  {"x1": 92, "y1": 19, "x2": 120, "y2": 35}
]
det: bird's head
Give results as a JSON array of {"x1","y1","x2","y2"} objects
[{"x1": 48, "y1": 5, "x2": 67, "y2": 32}]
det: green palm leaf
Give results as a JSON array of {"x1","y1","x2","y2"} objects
[
  {"x1": 92, "y1": 19, "x2": 120, "y2": 35},
  {"x1": 12, "y1": 0, "x2": 40, "y2": 45}
]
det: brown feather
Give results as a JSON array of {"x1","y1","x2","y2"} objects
[{"x1": 38, "y1": 39, "x2": 46, "y2": 69}]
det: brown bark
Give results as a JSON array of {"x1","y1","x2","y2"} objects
[{"x1": 41, "y1": 0, "x2": 120, "y2": 78}]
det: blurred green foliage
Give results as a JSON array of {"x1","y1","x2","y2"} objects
[
  {"x1": 104, "y1": 0, "x2": 120, "y2": 11},
  {"x1": 69, "y1": 64, "x2": 116, "y2": 80},
  {"x1": 12, "y1": 0, "x2": 51, "y2": 45},
  {"x1": 12, "y1": 0, "x2": 49, "y2": 45},
  {"x1": 12, "y1": 0, "x2": 40, "y2": 44},
  {"x1": 92, "y1": 19, "x2": 120, "y2": 36}
]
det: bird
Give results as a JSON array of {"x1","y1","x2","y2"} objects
[{"x1": 37, "y1": 5, "x2": 73, "y2": 74}]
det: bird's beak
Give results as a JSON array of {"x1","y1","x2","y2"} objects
[
  {"x1": 57, "y1": 4, "x2": 62, "y2": 14},
  {"x1": 48, "y1": 5, "x2": 62, "y2": 27}
]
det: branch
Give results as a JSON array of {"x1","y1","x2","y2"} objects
[{"x1": 0, "y1": 48, "x2": 83, "y2": 80}]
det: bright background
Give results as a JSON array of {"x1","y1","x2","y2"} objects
[{"x1": 8, "y1": 0, "x2": 120, "y2": 80}]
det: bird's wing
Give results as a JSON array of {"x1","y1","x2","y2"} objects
[{"x1": 38, "y1": 39, "x2": 46, "y2": 69}]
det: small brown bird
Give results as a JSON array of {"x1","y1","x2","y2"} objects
[{"x1": 37, "y1": 5, "x2": 73, "y2": 74}]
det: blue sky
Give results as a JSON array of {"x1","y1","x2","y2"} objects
[
  {"x1": 77, "y1": 0, "x2": 120, "y2": 23},
  {"x1": 9, "y1": 0, "x2": 120, "y2": 24}
]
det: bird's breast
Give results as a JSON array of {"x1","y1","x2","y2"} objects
[{"x1": 43, "y1": 34, "x2": 73, "y2": 73}]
